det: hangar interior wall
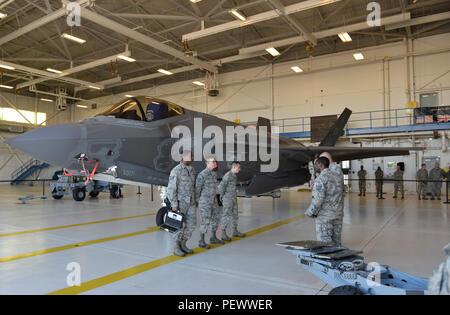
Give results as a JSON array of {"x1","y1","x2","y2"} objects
[{"x1": 1, "y1": 33, "x2": 450, "y2": 190}]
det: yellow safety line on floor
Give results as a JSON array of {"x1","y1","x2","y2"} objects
[
  {"x1": 0, "y1": 213, "x2": 156, "y2": 238},
  {"x1": 0, "y1": 227, "x2": 160, "y2": 263},
  {"x1": 47, "y1": 214, "x2": 305, "y2": 295}
]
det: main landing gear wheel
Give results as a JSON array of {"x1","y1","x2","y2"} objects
[
  {"x1": 110, "y1": 186, "x2": 121, "y2": 199},
  {"x1": 156, "y1": 206, "x2": 169, "y2": 227},
  {"x1": 72, "y1": 187, "x2": 86, "y2": 202}
]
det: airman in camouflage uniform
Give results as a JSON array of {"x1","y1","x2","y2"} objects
[
  {"x1": 167, "y1": 152, "x2": 197, "y2": 257},
  {"x1": 218, "y1": 162, "x2": 246, "y2": 242},
  {"x1": 416, "y1": 164, "x2": 429, "y2": 200},
  {"x1": 305, "y1": 157, "x2": 342, "y2": 245},
  {"x1": 320, "y1": 152, "x2": 344, "y2": 246},
  {"x1": 428, "y1": 243, "x2": 450, "y2": 295},
  {"x1": 195, "y1": 157, "x2": 220, "y2": 249},
  {"x1": 375, "y1": 167, "x2": 384, "y2": 199},
  {"x1": 429, "y1": 163, "x2": 446, "y2": 200},
  {"x1": 393, "y1": 165, "x2": 404, "y2": 199},
  {"x1": 357, "y1": 166, "x2": 367, "y2": 196}
]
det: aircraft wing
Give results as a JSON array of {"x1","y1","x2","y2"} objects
[{"x1": 280, "y1": 145, "x2": 421, "y2": 163}]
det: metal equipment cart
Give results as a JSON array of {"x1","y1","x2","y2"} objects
[{"x1": 277, "y1": 240, "x2": 429, "y2": 295}]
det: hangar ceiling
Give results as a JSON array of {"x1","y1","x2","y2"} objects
[{"x1": 0, "y1": 0, "x2": 449, "y2": 101}]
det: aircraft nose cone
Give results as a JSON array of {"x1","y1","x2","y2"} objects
[{"x1": 5, "y1": 123, "x2": 83, "y2": 167}]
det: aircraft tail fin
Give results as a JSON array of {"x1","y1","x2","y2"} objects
[
  {"x1": 257, "y1": 117, "x2": 271, "y2": 134},
  {"x1": 319, "y1": 108, "x2": 352, "y2": 146}
]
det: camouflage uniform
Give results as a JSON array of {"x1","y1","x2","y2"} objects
[
  {"x1": 305, "y1": 168, "x2": 342, "y2": 245},
  {"x1": 393, "y1": 169, "x2": 404, "y2": 199},
  {"x1": 429, "y1": 167, "x2": 446, "y2": 199},
  {"x1": 218, "y1": 171, "x2": 240, "y2": 235},
  {"x1": 375, "y1": 169, "x2": 384, "y2": 198},
  {"x1": 195, "y1": 168, "x2": 219, "y2": 235},
  {"x1": 330, "y1": 163, "x2": 345, "y2": 246},
  {"x1": 167, "y1": 162, "x2": 196, "y2": 250},
  {"x1": 416, "y1": 168, "x2": 429, "y2": 199},
  {"x1": 357, "y1": 169, "x2": 367, "y2": 196},
  {"x1": 428, "y1": 243, "x2": 450, "y2": 295}
]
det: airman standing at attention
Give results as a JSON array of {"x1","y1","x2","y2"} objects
[
  {"x1": 195, "y1": 156, "x2": 219, "y2": 249},
  {"x1": 393, "y1": 165, "x2": 405, "y2": 199},
  {"x1": 357, "y1": 165, "x2": 367, "y2": 196},
  {"x1": 218, "y1": 162, "x2": 246, "y2": 242},
  {"x1": 429, "y1": 162, "x2": 446, "y2": 200},
  {"x1": 375, "y1": 166, "x2": 384, "y2": 199},
  {"x1": 417, "y1": 164, "x2": 429, "y2": 200},
  {"x1": 167, "y1": 151, "x2": 197, "y2": 257},
  {"x1": 319, "y1": 152, "x2": 344, "y2": 246},
  {"x1": 305, "y1": 157, "x2": 342, "y2": 245}
]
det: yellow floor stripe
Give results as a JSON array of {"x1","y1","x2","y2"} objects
[
  {"x1": 0, "y1": 227, "x2": 160, "y2": 263},
  {"x1": 0, "y1": 213, "x2": 156, "y2": 238},
  {"x1": 47, "y1": 214, "x2": 305, "y2": 295}
]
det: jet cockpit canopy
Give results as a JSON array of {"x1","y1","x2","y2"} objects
[{"x1": 96, "y1": 96, "x2": 184, "y2": 122}]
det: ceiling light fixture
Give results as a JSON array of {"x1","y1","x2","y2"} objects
[
  {"x1": 0, "y1": 64, "x2": 15, "y2": 70},
  {"x1": 291, "y1": 66, "x2": 303, "y2": 73},
  {"x1": 338, "y1": 32, "x2": 352, "y2": 42},
  {"x1": 76, "y1": 105, "x2": 89, "y2": 109},
  {"x1": 61, "y1": 33, "x2": 86, "y2": 44},
  {"x1": 353, "y1": 52, "x2": 365, "y2": 60},
  {"x1": 40, "y1": 98, "x2": 54, "y2": 102},
  {"x1": 157, "y1": 69, "x2": 173, "y2": 75},
  {"x1": 265, "y1": 47, "x2": 280, "y2": 57},
  {"x1": 0, "y1": 84, "x2": 13, "y2": 89},
  {"x1": 193, "y1": 81, "x2": 205, "y2": 87},
  {"x1": 46, "y1": 68, "x2": 64, "y2": 74},
  {"x1": 0, "y1": 12, "x2": 7, "y2": 19},
  {"x1": 230, "y1": 9, "x2": 246, "y2": 21},
  {"x1": 190, "y1": 0, "x2": 202, "y2": 3},
  {"x1": 118, "y1": 55, "x2": 136, "y2": 62},
  {"x1": 89, "y1": 85, "x2": 102, "y2": 90},
  {"x1": 125, "y1": 95, "x2": 134, "y2": 98}
]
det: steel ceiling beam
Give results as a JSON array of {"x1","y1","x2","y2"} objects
[
  {"x1": 0, "y1": 0, "x2": 89, "y2": 47},
  {"x1": 99, "y1": 12, "x2": 413, "y2": 91},
  {"x1": 238, "y1": 12, "x2": 411, "y2": 55},
  {"x1": 16, "y1": 51, "x2": 131, "y2": 89},
  {"x1": 0, "y1": 60, "x2": 104, "y2": 89},
  {"x1": 266, "y1": 0, "x2": 317, "y2": 46},
  {"x1": 385, "y1": 11, "x2": 450, "y2": 31},
  {"x1": 111, "y1": 13, "x2": 198, "y2": 21},
  {"x1": 79, "y1": 7, "x2": 217, "y2": 73},
  {"x1": 182, "y1": 0, "x2": 342, "y2": 42}
]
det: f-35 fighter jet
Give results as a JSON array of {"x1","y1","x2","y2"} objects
[{"x1": 6, "y1": 96, "x2": 417, "y2": 196}]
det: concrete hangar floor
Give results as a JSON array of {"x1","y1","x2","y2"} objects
[{"x1": 0, "y1": 184, "x2": 448, "y2": 295}]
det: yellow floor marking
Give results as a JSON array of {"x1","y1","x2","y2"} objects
[
  {"x1": 0, "y1": 213, "x2": 156, "y2": 238},
  {"x1": 47, "y1": 214, "x2": 305, "y2": 295},
  {"x1": 0, "y1": 227, "x2": 160, "y2": 263}
]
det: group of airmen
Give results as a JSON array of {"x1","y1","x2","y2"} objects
[
  {"x1": 166, "y1": 152, "x2": 246, "y2": 257},
  {"x1": 304, "y1": 154, "x2": 449, "y2": 294},
  {"x1": 358, "y1": 162, "x2": 448, "y2": 200}
]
